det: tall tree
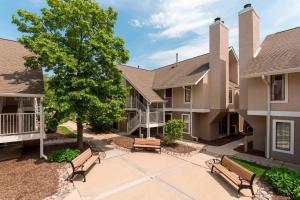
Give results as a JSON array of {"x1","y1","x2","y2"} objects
[{"x1": 13, "y1": 0, "x2": 129, "y2": 149}]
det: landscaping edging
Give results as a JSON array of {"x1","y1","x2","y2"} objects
[{"x1": 44, "y1": 164, "x2": 74, "y2": 200}]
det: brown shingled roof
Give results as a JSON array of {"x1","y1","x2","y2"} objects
[
  {"x1": 152, "y1": 54, "x2": 210, "y2": 90},
  {"x1": 117, "y1": 65, "x2": 164, "y2": 102},
  {"x1": 0, "y1": 38, "x2": 44, "y2": 96},
  {"x1": 119, "y1": 49, "x2": 238, "y2": 103},
  {"x1": 118, "y1": 53, "x2": 210, "y2": 103},
  {"x1": 243, "y1": 27, "x2": 300, "y2": 78}
]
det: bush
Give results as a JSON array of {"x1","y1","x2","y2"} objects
[
  {"x1": 48, "y1": 148, "x2": 80, "y2": 162},
  {"x1": 163, "y1": 119, "x2": 184, "y2": 145},
  {"x1": 265, "y1": 167, "x2": 300, "y2": 199}
]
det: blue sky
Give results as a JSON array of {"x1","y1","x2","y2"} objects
[{"x1": 1, "y1": 0, "x2": 300, "y2": 69}]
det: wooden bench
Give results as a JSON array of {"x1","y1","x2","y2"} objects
[
  {"x1": 69, "y1": 148, "x2": 100, "y2": 182},
  {"x1": 211, "y1": 156, "x2": 256, "y2": 197},
  {"x1": 133, "y1": 138, "x2": 161, "y2": 153}
]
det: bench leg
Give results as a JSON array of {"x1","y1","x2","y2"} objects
[
  {"x1": 69, "y1": 172, "x2": 75, "y2": 182},
  {"x1": 211, "y1": 165, "x2": 214, "y2": 173},
  {"x1": 81, "y1": 172, "x2": 86, "y2": 182},
  {"x1": 250, "y1": 186, "x2": 255, "y2": 196},
  {"x1": 237, "y1": 186, "x2": 242, "y2": 198},
  {"x1": 98, "y1": 157, "x2": 101, "y2": 164}
]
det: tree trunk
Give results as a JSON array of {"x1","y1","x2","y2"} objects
[{"x1": 77, "y1": 120, "x2": 84, "y2": 149}]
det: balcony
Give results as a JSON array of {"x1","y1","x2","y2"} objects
[{"x1": 0, "y1": 113, "x2": 41, "y2": 143}]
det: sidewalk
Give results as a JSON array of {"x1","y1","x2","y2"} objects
[{"x1": 201, "y1": 138, "x2": 300, "y2": 171}]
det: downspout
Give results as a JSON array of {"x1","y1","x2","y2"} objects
[
  {"x1": 39, "y1": 97, "x2": 48, "y2": 160},
  {"x1": 261, "y1": 75, "x2": 270, "y2": 159},
  {"x1": 190, "y1": 86, "x2": 198, "y2": 141}
]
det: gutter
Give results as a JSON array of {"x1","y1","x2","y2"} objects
[
  {"x1": 261, "y1": 75, "x2": 270, "y2": 159},
  {"x1": 190, "y1": 85, "x2": 198, "y2": 141}
]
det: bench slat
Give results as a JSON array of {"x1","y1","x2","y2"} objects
[
  {"x1": 82, "y1": 155, "x2": 99, "y2": 171},
  {"x1": 72, "y1": 148, "x2": 92, "y2": 168},
  {"x1": 222, "y1": 156, "x2": 254, "y2": 182}
]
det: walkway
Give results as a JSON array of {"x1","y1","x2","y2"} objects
[
  {"x1": 72, "y1": 139, "x2": 255, "y2": 200},
  {"x1": 202, "y1": 138, "x2": 300, "y2": 171}
]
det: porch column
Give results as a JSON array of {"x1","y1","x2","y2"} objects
[
  {"x1": 163, "y1": 102, "x2": 165, "y2": 136},
  {"x1": 39, "y1": 97, "x2": 46, "y2": 159},
  {"x1": 146, "y1": 102, "x2": 150, "y2": 138},
  {"x1": 18, "y1": 98, "x2": 23, "y2": 133},
  {"x1": 139, "y1": 110, "x2": 142, "y2": 138}
]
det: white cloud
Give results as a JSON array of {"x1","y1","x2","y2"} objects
[
  {"x1": 130, "y1": 0, "x2": 220, "y2": 39},
  {"x1": 148, "y1": 37, "x2": 208, "y2": 67},
  {"x1": 128, "y1": 19, "x2": 142, "y2": 28}
]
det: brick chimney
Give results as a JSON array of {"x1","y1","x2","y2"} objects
[
  {"x1": 209, "y1": 17, "x2": 229, "y2": 109},
  {"x1": 239, "y1": 4, "x2": 260, "y2": 110}
]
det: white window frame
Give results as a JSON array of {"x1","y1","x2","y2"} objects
[
  {"x1": 184, "y1": 86, "x2": 192, "y2": 104},
  {"x1": 181, "y1": 114, "x2": 190, "y2": 134},
  {"x1": 272, "y1": 119, "x2": 294, "y2": 154},
  {"x1": 229, "y1": 89, "x2": 234, "y2": 104},
  {"x1": 270, "y1": 74, "x2": 288, "y2": 104}
]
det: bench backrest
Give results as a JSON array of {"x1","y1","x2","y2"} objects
[
  {"x1": 221, "y1": 156, "x2": 255, "y2": 182},
  {"x1": 134, "y1": 138, "x2": 161, "y2": 146},
  {"x1": 71, "y1": 148, "x2": 92, "y2": 168}
]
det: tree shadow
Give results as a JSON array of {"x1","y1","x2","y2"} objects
[{"x1": 0, "y1": 68, "x2": 44, "y2": 94}]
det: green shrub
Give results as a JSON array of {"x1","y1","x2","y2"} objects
[
  {"x1": 48, "y1": 148, "x2": 80, "y2": 162},
  {"x1": 163, "y1": 119, "x2": 185, "y2": 145},
  {"x1": 265, "y1": 167, "x2": 300, "y2": 199}
]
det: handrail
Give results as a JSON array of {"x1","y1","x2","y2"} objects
[{"x1": 0, "y1": 113, "x2": 39, "y2": 135}]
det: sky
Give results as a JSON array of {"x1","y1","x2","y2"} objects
[{"x1": 1, "y1": 0, "x2": 300, "y2": 69}]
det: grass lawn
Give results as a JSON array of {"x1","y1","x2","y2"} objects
[
  {"x1": 230, "y1": 157, "x2": 270, "y2": 177},
  {"x1": 57, "y1": 126, "x2": 77, "y2": 138}
]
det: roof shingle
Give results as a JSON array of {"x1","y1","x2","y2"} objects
[
  {"x1": 243, "y1": 27, "x2": 300, "y2": 78},
  {"x1": 0, "y1": 38, "x2": 44, "y2": 95}
]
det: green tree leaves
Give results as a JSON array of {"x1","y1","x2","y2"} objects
[{"x1": 13, "y1": 0, "x2": 129, "y2": 148}]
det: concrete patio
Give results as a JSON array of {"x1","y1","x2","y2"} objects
[{"x1": 73, "y1": 150, "x2": 256, "y2": 200}]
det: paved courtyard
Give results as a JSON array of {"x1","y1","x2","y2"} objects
[{"x1": 74, "y1": 150, "x2": 256, "y2": 200}]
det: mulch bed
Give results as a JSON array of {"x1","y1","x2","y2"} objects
[
  {"x1": 234, "y1": 141, "x2": 265, "y2": 157},
  {"x1": 109, "y1": 135, "x2": 196, "y2": 154},
  {"x1": 162, "y1": 143, "x2": 196, "y2": 154},
  {"x1": 198, "y1": 134, "x2": 244, "y2": 146},
  {"x1": 0, "y1": 145, "x2": 64, "y2": 200},
  {"x1": 109, "y1": 135, "x2": 135, "y2": 149}
]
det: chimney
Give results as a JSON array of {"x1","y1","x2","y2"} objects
[
  {"x1": 209, "y1": 17, "x2": 229, "y2": 109},
  {"x1": 239, "y1": 3, "x2": 260, "y2": 110}
]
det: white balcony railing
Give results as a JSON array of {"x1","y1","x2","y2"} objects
[
  {"x1": 149, "y1": 111, "x2": 164, "y2": 124},
  {"x1": 0, "y1": 113, "x2": 39, "y2": 135}
]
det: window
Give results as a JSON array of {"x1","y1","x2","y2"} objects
[
  {"x1": 165, "y1": 113, "x2": 172, "y2": 122},
  {"x1": 271, "y1": 74, "x2": 287, "y2": 102},
  {"x1": 184, "y1": 86, "x2": 191, "y2": 103},
  {"x1": 229, "y1": 89, "x2": 233, "y2": 104},
  {"x1": 272, "y1": 120, "x2": 294, "y2": 154},
  {"x1": 182, "y1": 114, "x2": 190, "y2": 134},
  {"x1": 164, "y1": 88, "x2": 172, "y2": 98}
]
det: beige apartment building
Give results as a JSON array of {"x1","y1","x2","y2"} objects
[
  {"x1": 117, "y1": 17, "x2": 241, "y2": 141},
  {"x1": 239, "y1": 4, "x2": 300, "y2": 164}
]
